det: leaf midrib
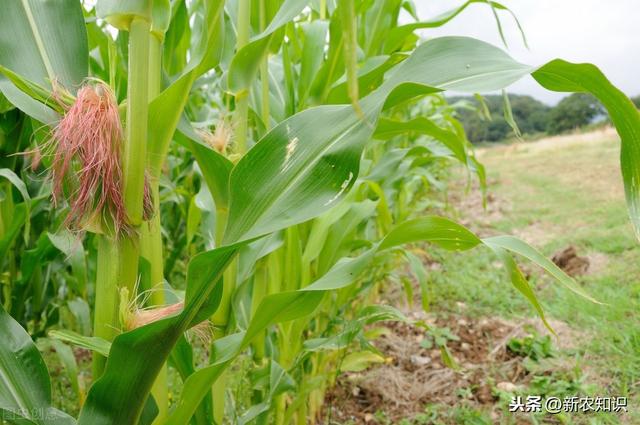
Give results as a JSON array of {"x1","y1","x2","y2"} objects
[
  {"x1": 227, "y1": 106, "x2": 366, "y2": 244},
  {"x1": 20, "y1": 0, "x2": 55, "y2": 83},
  {"x1": 0, "y1": 355, "x2": 30, "y2": 417}
]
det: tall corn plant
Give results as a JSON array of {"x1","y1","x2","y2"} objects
[{"x1": 0, "y1": 1, "x2": 638, "y2": 425}]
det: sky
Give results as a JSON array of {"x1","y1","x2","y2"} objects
[{"x1": 412, "y1": 0, "x2": 640, "y2": 104}]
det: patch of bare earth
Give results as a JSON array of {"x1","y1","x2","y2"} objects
[{"x1": 323, "y1": 310, "x2": 580, "y2": 424}]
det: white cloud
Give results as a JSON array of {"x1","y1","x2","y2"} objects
[{"x1": 412, "y1": 0, "x2": 640, "y2": 104}]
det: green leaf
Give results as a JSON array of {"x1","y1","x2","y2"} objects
[
  {"x1": 0, "y1": 306, "x2": 75, "y2": 425},
  {"x1": 317, "y1": 199, "x2": 378, "y2": 273},
  {"x1": 237, "y1": 361, "x2": 295, "y2": 425},
  {"x1": 47, "y1": 232, "x2": 87, "y2": 298},
  {"x1": 0, "y1": 66, "x2": 66, "y2": 117},
  {"x1": 297, "y1": 21, "x2": 329, "y2": 107},
  {"x1": 48, "y1": 340, "x2": 83, "y2": 408},
  {"x1": 0, "y1": 0, "x2": 87, "y2": 122},
  {"x1": 326, "y1": 54, "x2": 406, "y2": 105},
  {"x1": 383, "y1": 0, "x2": 522, "y2": 54},
  {"x1": 531, "y1": 60, "x2": 640, "y2": 239},
  {"x1": 357, "y1": 304, "x2": 408, "y2": 325},
  {"x1": 147, "y1": 0, "x2": 226, "y2": 177},
  {"x1": 228, "y1": 0, "x2": 311, "y2": 93},
  {"x1": 379, "y1": 217, "x2": 481, "y2": 251},
  {"x1": 374, "y1": 117, "x2": 468, "y2": 163},
  {"x1": 404, "y1": 251, "x2": 429, "y2": 311},
  {"x1": 81, "y1": 37, "x2": 637, "y2": 425},
  {"x1": 302, "y1": 200, "x2": 351, "y2": 265},
  {"x1": 0, "y1": 169, "x2": 31, "y2": 242},
  {"x1": 176, "y1": 123, "x2": 233, "y2": 210},
  {"x1": 502, "y1": 90, "x2": 521, "y2": 139},
  {"x1": 96, "y1": 0, "x2": 153, "y2": 30},
  {"x1": 483, "y1": 235, "x2": 600, "y2": 304},
  {"x1": 48, "y1": 330, "x2": 111, "y2": 358},
  {"x1": 222, "y1": 105, "x2": 371, "y2": 244},
  {"x1": 484, "y1": 244, "x2": 554, "y2": 334},
  {"x1": 0, "y1": 204, "x2": 27, "y2": 263}
]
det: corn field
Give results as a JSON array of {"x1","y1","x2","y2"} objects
[{"x1": 0, "y1": 1, "x2": 638, "y2": 424}]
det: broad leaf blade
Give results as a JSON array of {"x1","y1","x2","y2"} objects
[
  {"x1": 532, "y1": 60, "x2": 640, "y2": 239},
  {"x1": 0, "y1": 0, "x2": 87, "y2": 122},
  {"x1": 0, "y1": 306, "x2": 75, "y2": 425}
]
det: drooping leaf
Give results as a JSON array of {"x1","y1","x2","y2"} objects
[
  {"x1": 374, "y1": 117, "x2": 468, "y2": 163},
  {"x1": 483, "y1": 235, "x2": 600, "y2": 304},
  {"x1": 531, "y1": 60, "x2": 640, "y2": 239},
  {"x1": 81, "y1": 37, "x2": 636, "y2": 425},
  {"x1": 169, "y1": 213, "x2": 587, "y2": 423},
  {"x1": 383, "y1": 0, "x2": 524, "y2": 54},
  {"x1": 48, "y1": 330, "x2": 111, "y2": 358}
]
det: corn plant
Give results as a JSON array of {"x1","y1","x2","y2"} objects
[{"x1": 0, "y1": 1, "x2": 638, "y2": 425}]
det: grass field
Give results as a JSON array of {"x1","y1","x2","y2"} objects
[{"x1": 330, "y1": 128, "x2": 640, "y2": 424}]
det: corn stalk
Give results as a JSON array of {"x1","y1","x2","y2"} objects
[{"x1": 0, "y1": 2, "x2": 638, "y2": 425}]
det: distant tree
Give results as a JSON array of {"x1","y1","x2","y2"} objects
[
  {"x1": 547, "y1": 93, "x2": 604, "y2": 134},
  {"x1": 509, "y1": 95, "x2": 550, "y2": 134},
  {"x1": 449, "y1": 94, "x2": 550, "y2": 143}
]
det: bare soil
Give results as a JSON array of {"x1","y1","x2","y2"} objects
[{"x1": 323, "y1": 310, "x2": 577, "y2": 424}]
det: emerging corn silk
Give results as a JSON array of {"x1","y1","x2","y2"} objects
[{"x1": 49, "y1": 82, "x2": 152, "y2": 235}]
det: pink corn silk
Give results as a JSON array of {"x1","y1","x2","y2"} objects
[{"x1": 50, "y1": 83, "x2": 153, "y2": 235}]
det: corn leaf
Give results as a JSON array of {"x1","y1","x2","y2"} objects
[
  {"x1": 483, "y1": 235, "x2": 600, "y2": 304},
  {"x1": 79, "y1": 37, "x2": 636, "y2": 425},
  {"x1": 0, "y1": 0, "x2": 87, "y2": 123},
  {"x1": 0, "y1": 204, "x2": 27, "y2": 263},
  {"x1": 49, "y1": 330, "x2": 111, "y2": 358},
  {"x1": 228, "y1": 0, "x2": 311, "y2": 93},
  {"x1": 383, "y1": 0, "x2": 523, "y2": 54},
  {"x1": 374, "y1": 117, "x2": 469, "y2": 163},
  {"x1": 0, "y1": 306, "x2": 75, "y2": 425},
  {"x1": 531, "y1": 60, "x2": 640, "y2": 239},
  {"x1": 176, "y1": 122, "x2": 233, "y2": 210},
  {"x1": 147, "y1": 0, "x2": 226, "y2": 177}
]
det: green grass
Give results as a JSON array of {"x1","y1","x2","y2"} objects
[{"x1": 427, "y1": 131, "x2": 640, "y2": 423}]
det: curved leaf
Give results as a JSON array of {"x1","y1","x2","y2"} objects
[
  {"x1": 147, "y1": 0, "x2": 226, "y2": 176},
  {"x1": 374, "y1": 117, "x2": 468, "y2": 163},
  {"x1": 0, "y1": 306, "x2": 75, "y2": 425},
  {"x1": 80, "y1": 37, "x2": 636, "y2": 425},
  {"x1": 0, "y1": 168, "x2": 31, "y2": 241},
  {"x1": 224, "y1": 37, "x2": 534, "y2": 245},
  {"x1": 228, "y1": 0, "x2": 311, "y2": 93},
  {"x1": 0, "y1": 0, "x2": 87, "y2": 122},
  {"x1": 532, "y1": 60, "x2": 640, "y2": 239},
  {"x1": 383, "y1": 0, "x2": 525, "y2": 54},
  {"x1": 483, "y1": 235, "x2": 600, "y2": 304},
  {"x1": 169, "y1": 215, "x2": 575, "y2": 423}
]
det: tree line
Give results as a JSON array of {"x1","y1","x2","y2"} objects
[{"x1": 450, "y1": 93, "x2": 640, "y2": 143}]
